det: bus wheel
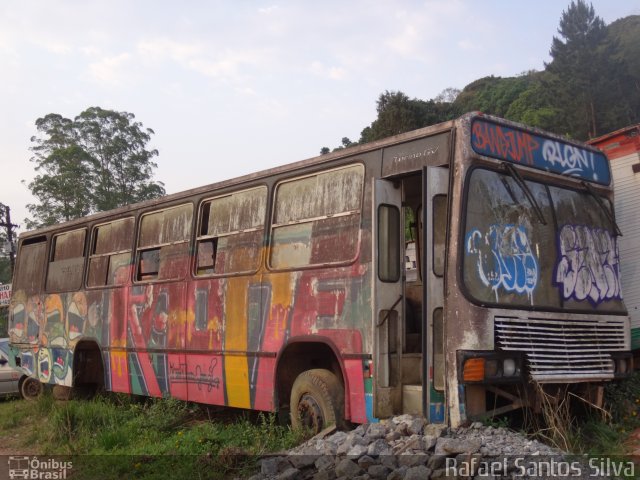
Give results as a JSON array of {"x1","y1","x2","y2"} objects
[
  {"x1": 290, "y1": 369, "x2": 344, "y2": 434},
  {"x1": 20, "y1": 377, "x2": 43, "y2": 400}
]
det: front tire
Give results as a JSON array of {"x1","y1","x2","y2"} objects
[
  {"x1": 290, "y1": 369, "x2": 345, "y2": 434},
  {"x1": 20, "y1": 376, "x2": 43, "y2": 400}
]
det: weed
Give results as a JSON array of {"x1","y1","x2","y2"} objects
[{"x1": 482, "y1": 415, "x2": 510, "y2": 429}]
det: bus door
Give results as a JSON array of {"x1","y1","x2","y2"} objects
[
  {"x1": 422, "y1": 165, "x2": 448, "y2": 423},
  {"x1": 372, "y1": 178, "x2": 403, "y2": 418}
]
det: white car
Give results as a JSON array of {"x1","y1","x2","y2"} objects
[{"x1": 0, "y1": 338, "x2": 42, "y2": 399}]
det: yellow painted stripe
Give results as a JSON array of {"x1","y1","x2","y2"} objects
[{"x1": 224, "y1": 278, "x2": 250, "y2": 408}]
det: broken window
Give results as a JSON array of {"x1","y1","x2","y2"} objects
[
  {"x1": 46, "y1": 229, "x2": 87, "y2": 292},
  {"x1": 137, "y1": 204, "x2": 193, "y2": 281},
  {"x1": 270, "y1": 164, "x2": 364, "y2": 269},
  {"x1": 87, "y1": 217, "x2": 134, "y2": 287},
  {"x1": 196, "y1": 186, "x2": 267, "y2": 276}
]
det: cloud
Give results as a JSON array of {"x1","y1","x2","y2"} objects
[
  {"x1": 42, "y1": 42, "x2": 71, "y2": 55},
  {"x1": 258, "y1": 5, "x2": 280, "y2": 14},
  {"x1": 88, "y1": 52, "x2": 133, "y2": 87},
  {"x1": 137, "y1": 38, "x2": 201, "y2": 63},
  {"x1": 137, "y1": 37, "x2": 272, "y2": 83},
  {"x1": 458, "y1": 40, "x2": 483, "y2": 52},
  {"x1": 386, "y1": 24, "x2": 422, "y2": 58},
  {"x1": 309, "y1": 61, "x2": 347, "y2": 80}
]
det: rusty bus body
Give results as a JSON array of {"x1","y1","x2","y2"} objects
[{"x1": 8, "y1": 113, "x2": 631, "y2": 428}]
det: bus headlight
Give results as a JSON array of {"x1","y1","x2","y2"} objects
[
  {"x1": 458, "y1": 351, "x2": 525, "y2": 384},
  {"x1": 612, "y1": 352, "x2": 633, "y2": 377},
  {"x1": 503, "y1": 358, "x2": 517, "y2": 376}
]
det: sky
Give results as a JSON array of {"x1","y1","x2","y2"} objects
[{"x1": 1, "y1": 0, "x2": 638, "y2": 231}]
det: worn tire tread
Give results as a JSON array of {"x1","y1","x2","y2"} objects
[{"x1": 290, "y1": 368, "x2": 345, "y2": 433}]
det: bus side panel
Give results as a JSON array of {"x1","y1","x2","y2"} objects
[
  {"x1": 127, "y1": 283, "x2": 187, "y2": 398},
  {"x1": 81, "y1": 288, "x2": 127, "y2": 393},
  {"x1": 9, "y1": 291, "x2": 44, "y2": 377},
  {"x1": 344, "y1": 358, "x2": 368, "y2": 423},
  {"x1": 223, "y1": 276, "x2": 254, "y2": 409},
  {"x1": 258, "y1": 264, "x2": 371, "y2": 419},
  {"x1": 185, "y1": 278, "x2": 226, "y2": 406},
  {"x1": 252, "y1": 356, "x2": 276, "y2": 411}
]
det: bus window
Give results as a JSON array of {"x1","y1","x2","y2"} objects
[
  {"x1": 46, "y1": 229, "x2": 86, "y2": 293},
  {"x1": 14, "y1": 237, "x2": 47, "y2": 295},
  {"x1": 378, "y1": 204, "x2": 400, "y2": 282},
  {"x1": 136, "y1": 204, "x2": 193, "y2": 281},
  {"x1": 196, "y1": 186, "x2": 267, "y2": 276},
  {"x1": 270, "y1": 164, "x2": 364, "y2": 269},
  {"x1": 433, "y1": 195, "x2": 447, "y2": 277},
  {"x1": 87, "y1": 218, "x2": 134, "y2": 287}
]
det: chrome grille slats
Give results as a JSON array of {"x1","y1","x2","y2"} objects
[{"x1": 495, "y1": 316, "x2": 626, "y2": 382}]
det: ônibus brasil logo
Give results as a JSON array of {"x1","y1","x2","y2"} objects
[{"x1": 8, "y1": 456, "x2": 72, "y2": 479}]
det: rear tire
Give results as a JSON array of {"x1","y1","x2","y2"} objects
[
  {"x1": 290, "y1": 369, "x2": 345, "y2": 434},
  {"x1": 20, "y1": 377, "x2": 43, "y2": 400}
]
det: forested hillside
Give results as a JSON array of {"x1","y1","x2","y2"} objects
[{"x1": 324, "y1": 4, "x2": 640, "y2": 152}]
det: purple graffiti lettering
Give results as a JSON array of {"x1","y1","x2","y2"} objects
[{"x1": 555, "y1": 225, "x2": 621, "y2": 304}]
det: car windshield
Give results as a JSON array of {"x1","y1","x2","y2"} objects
[{"x1": 463, "y1": 168, "x2": 625, "y2": 313}]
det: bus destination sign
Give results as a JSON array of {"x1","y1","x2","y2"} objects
[{"x1": 471, "y1": 118, "x2": 611, "y2": 185}]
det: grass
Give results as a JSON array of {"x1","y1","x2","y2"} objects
[
  {"x1": 0, "y1": 393, "x2": 308, "y2": 479},
  {"x1": 516, "y1": 371, "x2": 640, "y2": 480},
  {"x1": 572, "y1": 370, "x2": 640, "y2": 455}
]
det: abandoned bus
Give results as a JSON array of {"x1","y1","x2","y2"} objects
[{"x1": 8, "y1": 113, "x2": 631, "y2": 430}]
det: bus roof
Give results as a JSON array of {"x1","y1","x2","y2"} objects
[{"x1": 19, "y1": 112, "x2": 607, "y2": 238}]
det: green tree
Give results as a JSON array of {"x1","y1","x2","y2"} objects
[
  {"x1": 359, "y1": 90, "x2": 454, "y2": 143},
  {"x1": 26, "y1": 114, "x2": 93, "y2": 227},
  {"x1": 546, "y1": 0, "x2": 627, "y2": 138},
  {"x1": 503, "y1": 72, "x2": 564, "y2": 133},
  {"x1": 75, "y1": 107, "x2": 164, "y2": 211},
  {"x1": 25, "y1": 108, "x2": 165, "y2": 228}
]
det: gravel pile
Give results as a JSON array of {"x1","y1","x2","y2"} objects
[{"x1": 251, "y1": 415, "x2": 623, "y2": 479}]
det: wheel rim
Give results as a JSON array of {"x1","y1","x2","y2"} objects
[
  {"x1": 23, "y1": 379, "x2": 41, "y2": 398},
  {"x1": 297, "y1": 393, "x2": 324, "y2": 432}
]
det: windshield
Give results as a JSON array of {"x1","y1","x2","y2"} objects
[{"x1": 463, "y1": 168, "x2": 624, "y2": 313}]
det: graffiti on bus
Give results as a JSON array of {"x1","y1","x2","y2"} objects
[
  {"x1": 555, "y1": 224, "x2": 622, "y2": 305},
  {"x1": 8, "y1": 263, "x2": 371, "y2": 422},
  {"x1": 466, "y1": 224, "x2": 539, "y2": 301}
]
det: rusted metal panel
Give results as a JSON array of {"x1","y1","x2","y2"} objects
[{"x1": 382, "y1": 132, "x2": 451, "y2": 177}]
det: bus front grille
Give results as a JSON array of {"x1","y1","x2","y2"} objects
[{"x1": 495, "y1": 316, "x2": 627, "y2": 382}]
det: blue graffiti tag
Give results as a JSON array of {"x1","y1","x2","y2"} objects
[
  {"x1": 555, "y1": 225, "x2": 622, "y2": 305},
  {"x1": 466, "y1": 224, "x2": 539, "y2": 301}
]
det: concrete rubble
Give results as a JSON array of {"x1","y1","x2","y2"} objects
[{"x1": 249, "y1": 415, "x2": 620, "y2": 479}]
